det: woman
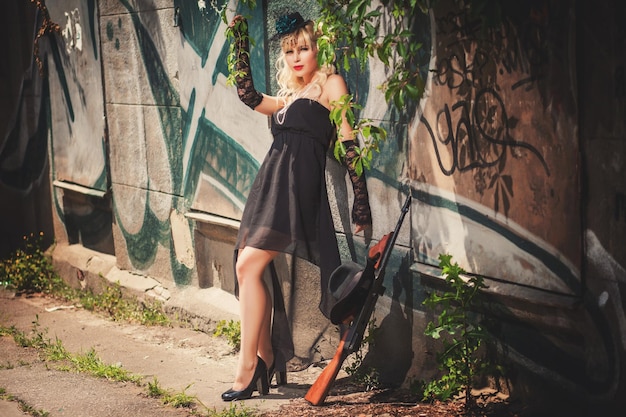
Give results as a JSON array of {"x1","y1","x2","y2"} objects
[{"x1": 222, "y1": 12, "x2": 372, "y2": 401}]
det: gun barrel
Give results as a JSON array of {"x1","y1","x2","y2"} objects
[{"x1": 343, "y1": 194, "x2": 411, "y2": 353}]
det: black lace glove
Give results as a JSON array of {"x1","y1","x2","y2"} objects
[
  {"x1": 231, "y1": 17, "x2": 263, "y2": 109},
  {"x1": 342, "y1": 140, "x2": 372, "y2": 227}
]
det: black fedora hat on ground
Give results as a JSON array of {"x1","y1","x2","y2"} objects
[{"x1": 328, "y1": 261, "x2": 374, "y2": 325}]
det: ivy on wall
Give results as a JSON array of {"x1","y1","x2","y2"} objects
[
  {"x1": 315, "y1": 0, "x2": 430, "y2": 172},
  {"x1": 223, "y1": 0, "x2": 426, "y2": 95},
  {"x1": 222, "y1": 0, "x2": 422, "y2": 171},
  {"x1": 316, "y1": 0, "x2": 430, "y2": 111},
  {"x1": 29, "y1": 0, "x2": 61, "y2": 75}
]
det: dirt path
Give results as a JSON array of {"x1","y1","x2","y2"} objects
[{"x1": 0, "y1": 291, "x2": 324, "y2": 416}]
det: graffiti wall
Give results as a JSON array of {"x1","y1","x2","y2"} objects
[
  {"x1": 410, "y1": 1, "x2": 580, "y2": 295},
  {"x1": 46, "y1": 0, "x2": 114, "y2": 254},
  {"x1": 1, "y1": 0, "x2": 625, "y2": 409},
  {"x1": 404, "y1": 0, "x2": 625, "y2": 406}
]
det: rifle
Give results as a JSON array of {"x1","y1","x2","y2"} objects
[{"x1": 305, "y1": 194, "x2": 412, "y2": 406}]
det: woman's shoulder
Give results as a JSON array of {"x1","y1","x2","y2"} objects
[
  {"x1": 324, "y1": 73, "x2": 347, "y2": 89},
  {"x1": 322, "y1": 73, "x2": 349, "y2": 103}
]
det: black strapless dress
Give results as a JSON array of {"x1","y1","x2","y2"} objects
[{"x1": 234, "y1": 98, "x2": 341, "y2": 371}]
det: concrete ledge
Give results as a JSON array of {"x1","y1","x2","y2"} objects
[
  {"x1": 165, "y1": 286, "x2": 239, "y2": 333},
  {"x1": 50, "y1": 244, "x2": 117, "y2": 293},
  {"x1": 106, "y1": 266, "x2": 169, "y2": 301},
  {"x1": 53, "y1": 180, "x2": 108, "y2": 198},
  {"x1": 50, "y1": 243, "x2": 239, "y2": 334}
]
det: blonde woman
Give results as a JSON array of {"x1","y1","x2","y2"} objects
[{"x1": 222, "y1": 12, "x2": 371, "y2": 401}]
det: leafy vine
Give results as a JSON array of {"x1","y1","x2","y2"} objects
[
  {"x1": 329, "y1": 94, "x2": 387, "y2": 176},
  {"x1": 316, "y1": 0, "x2": 431, "y2": 166},
  {"x1": 30, "y1": 0, "x2": 61, "y2": 76},
  {"x1": 316, "y1": 0, "x2": 430, "y2": 110},
  {"x1": 222, "y1": 0, "x2": 433, "y2": 170}
]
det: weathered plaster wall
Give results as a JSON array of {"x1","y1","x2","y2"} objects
[{"x1": 411, "y1": 1, "x2": 579, "y2": 294}]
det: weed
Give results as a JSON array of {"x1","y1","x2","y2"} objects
[
  {"x1": 77, "y1": 282, "x2": 169, "y2": 326},
  {"x1": 10, "y1": 325, "x2": 32, "y2": 348},
  {"x1": 2, "y1": 316, "x2": 69, "y2": 364},
  {"x1": 213, "y1": 319, "x2": 241, "y2": 351},
  {"x1": 149, "y1": 378, "x2": 255, "y2": 415},
  {"x1": 145, "y1": 378, "x2": 197, "y2": 409},
  {"x1": 0, "y1": 232, "x2": 63, "y2": 294},
  {"x1": 422, "y1": 254, "x2": 493, "y2": 409},
  {"x1": 9, "y1": 317, "x2": 47, "y2": 350},
  {"x1": 163, "y1": 384, "x2": 196, "y2": 408},
  {"x1": 68, "y1": 348, "x2": 142, "y2": 383},
  {"x1": 17, "y1": 400, "x2": 50, "y2": 417},
  {"x1": 139, "y1": 299, "x2": 171, "y2": 326},
  {"x1": 0, "y1": 386, "x2": 49, "y2": 417},
  {"x1": 206, "y1": 402, "x2": 257, "y2": 417},
  {"x1": 95, "y1": 283, "x2": 127, "y2": 318},
  {"x1": 1, "y1": 232, "x2": 170, "y2": 327},
  {"x1": 1, "y1": 320, "x2": 141, "y2": 384},
  {"x1": 43, "y1": 337, "x2": 69, "y2": 361},
  {"x1": 147, "y1": 377, "x2": 168, "y2": 398}
]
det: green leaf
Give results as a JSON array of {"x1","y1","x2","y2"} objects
[
  {"x1": 355, "y1": 158, "x2": 364, "y2": 177},
  {"x1": 405, "y1": 83, "x2": 420, "y2": 98}
]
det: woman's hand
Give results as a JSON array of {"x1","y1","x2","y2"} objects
[
  {"x1": 354, "y1": 223, "x2": 370, "y2": 234},
  {"x1": 229, "y1": 15, "x2": 245, "y2": 29},
  {"x1": 229, "y1": 15, "x2": 265, "y2": 110}
]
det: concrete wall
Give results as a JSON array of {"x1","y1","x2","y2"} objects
[{"x1": 1, "y1": 0, "x2": 625, "y2": 410}]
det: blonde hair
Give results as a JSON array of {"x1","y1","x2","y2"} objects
[{"x1": 275, "y1": 21, "x2": 335, "y2": 104}]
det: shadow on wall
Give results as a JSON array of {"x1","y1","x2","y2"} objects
[
  {"x1": 363, "y1": 251, "x2": 415, "y2": 386},
  {"x1": 0, "y1": 1, "x2": 55, "y2": 258}
]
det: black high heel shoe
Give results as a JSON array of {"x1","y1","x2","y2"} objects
[
  {"x1": 267, "y1": 362, "x2": 287, "y2": 386},
  {"x1": 221, "y1": 357, "x2": 269, "y2": 401}
]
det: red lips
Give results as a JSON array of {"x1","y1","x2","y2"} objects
[{"x1": 293, "y1": 65, "x2": 304, "y2": 71}]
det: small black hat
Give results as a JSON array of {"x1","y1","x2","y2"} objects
[
  {"x1": 275, "y1": 12, "x2": 311, "y2": 38},
  {"x1": 327, "y1": 261, "x2": 373, "y2": 325}
]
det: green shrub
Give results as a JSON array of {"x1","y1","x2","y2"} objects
[
  {"x1": 213, "y1": 320, "x2": 241, "y2": 351},
  {"x1": 1, "y1": 233, "x2": 63, "y2": 294},
  {"x1": 422, "y1": 254, "x2": 492, "y2": 408}
]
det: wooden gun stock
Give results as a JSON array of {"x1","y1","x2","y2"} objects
[
  {"x1": 305, "y1": 194, "x2": 412, "y2": 406},
  {"x1": 304, "y1": 329, "x2": 349, "y2": 405}
]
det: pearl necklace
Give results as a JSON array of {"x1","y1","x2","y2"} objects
[{"x1": 275, "y1": 83, "x2": 319, "y2": 125}]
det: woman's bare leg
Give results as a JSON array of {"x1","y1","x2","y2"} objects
[
  {"x1": 256, "y1": 278, "x2": 274, "y2": 369},
  {"x1": 231, "y1": 246, "x2": 277, "y2": 391}
]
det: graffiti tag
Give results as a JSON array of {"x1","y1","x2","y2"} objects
[{"x1": 420, "y1": 88, "x2": 550, "y2": 177}]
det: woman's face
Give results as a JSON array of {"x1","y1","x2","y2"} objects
[{"x1": 283, "y1": 35, "x2": 318, "y2": 82}]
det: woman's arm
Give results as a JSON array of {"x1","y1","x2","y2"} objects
[
  {"x1": 325, "y1": 74, "x2": 372, "y2": 234},
  {"x1": 230, "y1": 16, "x2": 283, "y2": 116},
  {"x1": 324, "y1": 74, "x2": 354, "y2": 142}
]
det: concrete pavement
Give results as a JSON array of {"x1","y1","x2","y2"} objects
[{"x1": 0, "y1": 290, "x2": 330, "y2": 417}]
